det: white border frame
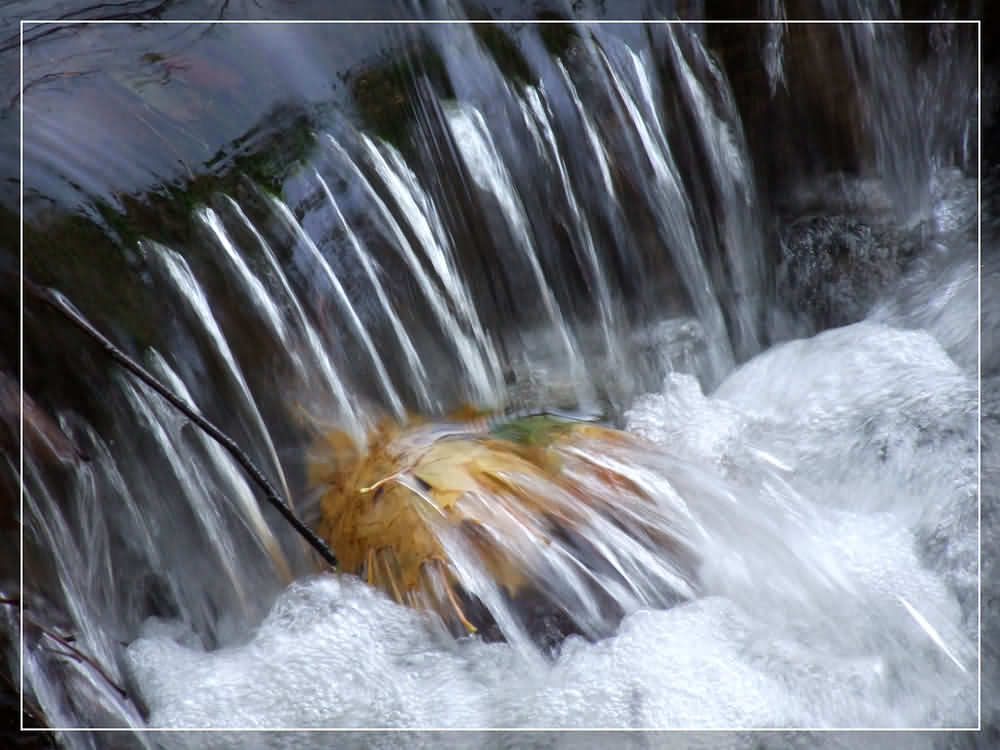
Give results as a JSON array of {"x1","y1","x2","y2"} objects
[{"x1": 17, "y1": 15, "x2": 983, "y2": 735}]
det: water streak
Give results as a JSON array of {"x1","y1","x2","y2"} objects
[
  {"x1": 311, "y1": 166, "x2": 435, "y2": 411},
  {"x1": 152, "y1": 245, "x2": 294, "y2": 506},
  {"x1": 199, "y1": 207, "x2": 289, "y2": 347},
  {"x1": 596, "y1": 39, "x2": 735, "y2": 384},
  {"x1": 266, "y1": 196, "x2": 406, "y2": 419},
  {"x1": 10, "y1": 9, "x2": 981, "y2": 738},
  {"x1": 445, "y1": 102, "x2": 591, "y2": 399},
  {"x1": 144, "y1": 349, "x2": 291, "y2": 581},
  {"x1": 359, "y1": 134, "x2": 505, "y2": 404},
  {"x1": 520, "y1": 84, "x2": 619, "y2": 364},
  {"x1": 219, "y1": 195, "x2": 363, "y2": 437},
  {"x1": 665, "y1": 26, "x2": 766, "y2": 360}
]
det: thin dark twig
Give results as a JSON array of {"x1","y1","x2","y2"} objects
[
  {"x1": 40, "y1": 644, "x2": 128, "y2": 700},
  {"x1": 21, "y1": 276, "x2": 338, "y2": 568},
  {"x1": 2, "y1": 596, "x2": 128, "y2": 700},
  {"x1": 5, "y1": 70, "x2": 98, "y2": 115},
  {"x1": 1, "y1": 1, "x2": 175, "y2": 54}
]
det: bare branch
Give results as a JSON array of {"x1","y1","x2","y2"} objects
[
  {"x1": 3, "y1": 596, "x2": 127, "y2": 700},
  {"x1": 21, "y1": 276, "x2": 338, "y2": 568}
]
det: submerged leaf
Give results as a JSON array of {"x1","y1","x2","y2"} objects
[{"x1": 308, "y1": 409, "x2": 699, "y2": 644}]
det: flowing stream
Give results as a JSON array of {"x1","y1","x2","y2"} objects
[{"x1": 6, "y1": 3, "x2": 989, "y2": 748}]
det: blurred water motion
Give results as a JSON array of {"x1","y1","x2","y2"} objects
[{"x1": 4, "y1": 1, "x2": 988, "y2": 743}]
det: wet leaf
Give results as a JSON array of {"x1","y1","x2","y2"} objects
[{"x1": 308, "y1": 410, "x2": 696, "y2": 640}]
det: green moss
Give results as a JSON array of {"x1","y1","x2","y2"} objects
[
  {"x1": 490, "y1": 414, "x2": 575, "y2": 445},
  {"x1": 351, "y1": 45, "x2": 452, "y2": 153},
  {"x1": 231, "y1": 112, "x2": 315, "y2": 195},
  {"x1": 18, "y1": 102, "x2": 320, "y2": 361},
  {"x1": 22, "y1": 209, "x2": 155, "y2": 355},
  {"x1": 352, "y1": 62, "x2": 411, "y2": 148},
  {"x1": 348, "y1": 15, "x2": 545, "y2": 153},
  {"x1": 468, "y1": 19, "x2": 536, "y2": 87},
  {"x1": 536, "y1": 12, "x2": 580, "y2": 59},
  {"x1": 94, "y1": 198, "x2": 139, "y2": 247},
  {"x1": 93, "y1": 104, "x2": 316, "y2": 253}
]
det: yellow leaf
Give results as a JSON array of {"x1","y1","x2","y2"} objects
[{"x1": 308, "y1": 410, "x2": 695, "y2": 640}]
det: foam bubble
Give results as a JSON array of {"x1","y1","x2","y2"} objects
[{"x1": 128, "y1": 323, "x2": 978, "y2": 736}]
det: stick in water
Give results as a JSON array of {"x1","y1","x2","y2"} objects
[{"x1": 22, "y1": 276, "x2": 338, "y2": 568}]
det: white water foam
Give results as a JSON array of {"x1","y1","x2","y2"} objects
[{"x1": 126, "y1": 322, "x2": 978, "y2": 738}]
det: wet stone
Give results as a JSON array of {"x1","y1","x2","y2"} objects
[{"x1": 776, "y1": 214, "x2": 923, "y2": 332}]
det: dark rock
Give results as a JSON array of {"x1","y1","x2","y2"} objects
[{"x1": 777, "y1": 214, "x2": 923, "y2": 331}]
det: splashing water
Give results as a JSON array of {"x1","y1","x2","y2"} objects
[
  {"x1": 10, "y1": 6, "x2": 984, "y2": 745},
  {"x1": 123, "y1": 320, "x2": 977, "y2": 734}
]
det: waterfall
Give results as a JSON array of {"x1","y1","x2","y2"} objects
[{"x1": 8, "y1": 4, "x2": 983, "y2": 742}]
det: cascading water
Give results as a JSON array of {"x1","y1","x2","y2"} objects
[{"x1": 4, "y1": 2, "x2": 989, "y2": 748}]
